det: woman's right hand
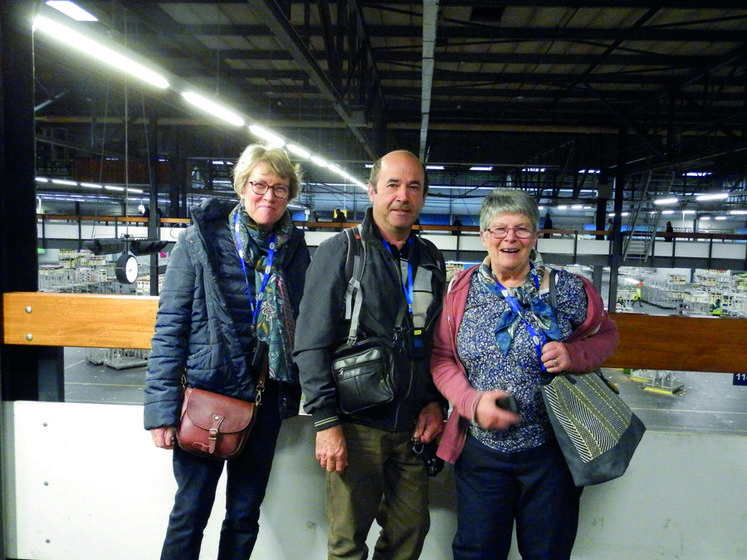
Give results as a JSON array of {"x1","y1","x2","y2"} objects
[
  {"x1": 151, "y1": 426, "x2": 177, "y2": 449},
  {"x1": 474, "y1": 390, "x2": 521, "y2": 432}
]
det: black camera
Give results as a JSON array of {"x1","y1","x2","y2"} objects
[
  {"x1": 411, "y1": 438, "x2": 444, "y2": 477},
  {"x1": 495, "y1": 394, "x2": 519, "y2": 415}
]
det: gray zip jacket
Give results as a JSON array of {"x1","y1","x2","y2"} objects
[{"x1": 293, "y1": 208, "x2": 446, "y2": 433}]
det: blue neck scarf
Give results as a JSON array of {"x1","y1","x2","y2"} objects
[{"x1": 479, "y1": 254, "x2": 563, "y2": 355}]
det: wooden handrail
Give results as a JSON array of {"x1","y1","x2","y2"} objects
[
  {"x1": 3, "y1": 292, "x2": 158, "y2": 349},
  {"x1": 3, "y1": 292, "x2": 746, "y2": 373},
  {"x1": 603, "y1": 312, "x2": 747, "y2": 373}
]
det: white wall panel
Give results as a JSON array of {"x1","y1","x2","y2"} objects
[{"x1": 3, "y1": 401, "x2": 746, "y2": 560}]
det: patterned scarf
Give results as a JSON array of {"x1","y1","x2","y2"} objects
[
  {"x1": 229, "y1": 202, "x2": 297, "y2": 383},
  {"x1": 479, "y1": 250, "x2": 563, "y2": 355}
]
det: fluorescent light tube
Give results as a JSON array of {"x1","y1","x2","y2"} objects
[
  {"x1": 286, "y1": 144, "x2": 311, "y2": 159},
  {"x1": 33, "y1": 15, "x2": 169, "y2": 89},
  {"x1": 310, "y1": 156, "x2": 329, "y2": 168},
  {"x1": 695, "y1": 193, "x2": 729, "y2": 202},
  {"x1": 247, "y1": 124, "x2": 284, "y2": 146},
  {"x1": 183, "y1": 91, "x2": 245, "y2": 127},
  {"x1": 46, "y1": 1, "x2": 98, "y2": 22}
]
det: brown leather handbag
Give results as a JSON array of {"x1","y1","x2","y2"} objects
[{"x1": 177, "y1": 369, "x2": 266, "y2": 460}]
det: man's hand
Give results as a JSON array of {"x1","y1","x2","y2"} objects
[
  {"x1": 151, "y1": 426, "x2": 177, "y2": 449},
  {"x1": 412, "y1": 401, "x2": 444, "y2": 444},
  {"x1": 315, "y1": 425, "x2": 347, "y2": 473}
]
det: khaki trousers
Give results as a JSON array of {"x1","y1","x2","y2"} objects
[{"x1": 326, "y1": 423, "x2": 430, "y2": 560}]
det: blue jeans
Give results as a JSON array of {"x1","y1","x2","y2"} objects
[
  {"x1": 452, "y1": 434, "x2": 582, "y2": 560},
  {"x1": 160, "y1": 382, "x2": 281, "y2": 560}
]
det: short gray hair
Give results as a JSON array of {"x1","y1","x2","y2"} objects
[{"x1": 479, "y1": 189, "x2": 540, "y2": 232}]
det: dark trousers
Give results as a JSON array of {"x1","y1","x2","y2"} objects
[
  {"x1": 326, "y1": 423, "x2": 430, "y2": 560},
  {"x1": 452, "y1": 435, "x2": 582, "y2": 560},
  {"x1": 160, "y1": 383, "x2": 282, "y2": 560}
]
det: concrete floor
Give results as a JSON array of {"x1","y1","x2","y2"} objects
[{"x1": 64, "y1": 347, "x2": 146, "y2": 406}]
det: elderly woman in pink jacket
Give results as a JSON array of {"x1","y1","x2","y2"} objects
[{"x1": 431, "y1": 189, "x2": 618, "y2": 560}]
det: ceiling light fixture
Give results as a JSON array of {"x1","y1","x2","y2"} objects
[
  {"x1": 695, "y1": 193, "x2": 729, "y2": 202},
  {"x1": 470, "y1": 166, "x2": 493, "y2": 171},
  {"x1": 34, "y1": 13, "x2": 368, "y2": 195},
  {"x1": 181, "y1": 91, "x2": 244, "y2": 127},
  {"x1": 33, "y1": 15, "x2": 169, "y2": 89},
  {"x1": 286, "y1": 144, "x2": 311, "y2": 159},
  {"x1": 45, "y1": 1, "x2": 98, "y2": 22},
  {"x1": 247, "y1": 124, "x2": 284, "y2": 146},
  {"x1": 654, "y1": 197, "x2": 678, "y2": 205},
  {"x1": 311, "y1": 155, "x2": 329, "y2": 168}
]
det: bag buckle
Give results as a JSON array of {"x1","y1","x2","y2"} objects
[{"x1": 208, "y1": 415, "x2": 225, "y2": 454}]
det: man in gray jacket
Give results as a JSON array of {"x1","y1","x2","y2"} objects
[{"x1": 294, "y1": 150, "x2": 446, "y2": 559}]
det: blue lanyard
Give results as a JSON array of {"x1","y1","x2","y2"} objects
[
  {"x1": 491, "y1": 263, "x2": 547, "y2": 370},
  {"x1": 234, "y1": 212, "x2": 275, "y2": 326},
  {"x1": 383, "y1": 239, "x2": 414, "y2": 317}
]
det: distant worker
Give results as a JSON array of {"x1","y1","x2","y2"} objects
[
  {"x1": 665, "y1": 221, "x2": 674, "y2": 242},
  {"x1": 632, "y1": 283, "x2": 643, "y2": 308},
  {"x1": 333, "y1": 208, "x2": 346, "y2": 231},
  {"x1": 542, "y1": 211, "x2": 553, "y2": 238},
  {"x1": 452, "y1": 216, "x2": 463, "y2": 236},
  {"x1": 710, "y1": 298, "x2": 723, "y2": 317}
]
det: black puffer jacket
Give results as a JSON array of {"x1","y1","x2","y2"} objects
[
  {"x1": 293, "y1": 208, "x2": 446, "y2": 433},
  {"x1": 144, "y1": 198, "x2": 309, "y2": 430}
]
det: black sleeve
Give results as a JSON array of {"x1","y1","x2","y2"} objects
[{"x1": 292, "y1": 232, "x2": 349, "y2": 430}]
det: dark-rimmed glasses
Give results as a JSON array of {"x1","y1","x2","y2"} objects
[
  {"x1": 247, "y1": 180, "x2": 290, "y2": 199},
  {"x1": 485, "y1": 225, "x2": 535, "y2": 239}
]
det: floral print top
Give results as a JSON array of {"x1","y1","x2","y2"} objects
[{"x1": 456, "y1": 262, "x2": 587, "y2": 452}]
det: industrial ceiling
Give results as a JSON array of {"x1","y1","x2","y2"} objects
[{"x1": 31, "y1": 0, "x2": 747, "y2": 225}]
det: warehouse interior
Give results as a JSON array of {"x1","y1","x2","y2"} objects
[
  {"x1": 28, "y1": 0, "x2": 747, "y2": 230},
  {"x1": 2, "y1": 2, "x2": 747, "y2": 560}
]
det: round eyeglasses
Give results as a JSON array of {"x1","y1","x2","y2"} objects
[
  {"x1": 485, "y1": 225, "x2": 535, "y2": 239},
  {"x1": 247, "y1": 180, "x2": 290, "y2": 199}
]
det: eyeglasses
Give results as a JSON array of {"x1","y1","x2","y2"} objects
[
  {"x1": 485, "y1": 225, "x2": 535, "y2": 239},
  {"x1": 247, "y1": 180, "x2": 290, "y2": 199}
]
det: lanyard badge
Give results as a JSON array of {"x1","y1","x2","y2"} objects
[{"x1": 234, "y1": 212, "x2": 275, "y2": 327}]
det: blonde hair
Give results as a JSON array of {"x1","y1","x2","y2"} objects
[{"x1": 232, "y1": 144, "x2": 302, "y2": 200}]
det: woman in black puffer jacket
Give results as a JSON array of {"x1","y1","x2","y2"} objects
[{"x1": 144, "y1": 144, "x2": 309, "y2": 560}]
